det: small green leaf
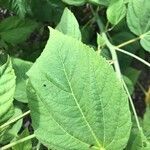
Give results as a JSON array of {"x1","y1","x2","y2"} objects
[
  {"x1": 97, "y1": 33, "x2": 105, "y2": 48},
  {"x1": 0, "y1": 16, "x2": 38, "y2": 44},
  {"x1": 127, "y1": 0, "x2": 150, "y2": 52},
  {"x1": 143, "y1": 107, "x2": 150, "y2": 136},
  {"x1": 107, "y1": 0, "x2": 126, "y2": 25},
  {"x1": 140, "y1": 32, "x2": 150, "y2": 52},
  {"x1": 56, "y1": 8, "x2": 81, "y2": 40},
  {"x1": 12, "y1": 58, "x2": 33, "y2": 103},
  {"x1": 27, "y1": 27, "x2": 131, "y2": 150},
  {"x1": 0, "y1": 107, "x2": 22, "y2": 144},
  {"x1": 0, "y1": 54, "x2": 16, "y2": 124}
]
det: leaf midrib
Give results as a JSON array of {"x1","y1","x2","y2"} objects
[{"x1": 57, "y1": 43, "x2": 102, "y2": 148}]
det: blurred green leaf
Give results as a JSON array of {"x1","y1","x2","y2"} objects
[{"x1": 0, "y1": 16, "x2": 38, "y2": 45}]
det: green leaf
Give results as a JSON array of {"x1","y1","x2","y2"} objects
[
  {"x1": 56, "y1": 8, "x2": 81, "y2": 40},
  {"x1": 61, "y1": 0, "x2": 85, "y2": 6},
  {"x1": 143, "y1": 107, "x2": 150, "y2": 138},
  {"x1": 27, "y1": 27, "x2": 131, "y2": 150},
  {"x1": 0, "y1": 107, "x2": 22, "y2": 144},
  {"x1": 0, "y1": 16, "x2": 38, "y2": 44},
  {"x1": 89, "y1": 0, "x2": 110, "y2": 6},
  {"x1": 123, "y1": 67, "x2": 141, "y2": 94},
  {"x1": 127, "y1": 130, "x2": 150, "y2": 150},
  {"x1": 97, "y1": 33, "x2": 105, "y2": 48},
  {"x1": 30, "y1": 0, "x2": 65, "y2": 23},
  {"x1": 62, "y1": 0, "x2": 110, "y2": 6},
  {"x1": 107, "y1": 0, "x2": 126, "y2": 25},
  {"x1": 127, "y1": 0, "x2": 150, "y2": 52},
  {"x1": 12, "y1": 128, "x2": 32, "y2": 150},
  {"x1": 140, "y1": 32, "x2": 150, "y2": 52},
  {"x1": 12, "y1": 58, "x2": 33, "y2": 103},
  {"x1": 0, "y1": 54, "x2": 16, "y2": 124},
  {"x1": 0, "y1": 0, "x2": 31, "y2": 17}
]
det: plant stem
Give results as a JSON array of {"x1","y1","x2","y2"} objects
[
  {"x1": 122, "y1": 80, "x2": 142, "y2": 131},
  {"x1": 1, "y1": 134, "x2": 35, "y2": 150},
  {"x1": 91, "y1": 7, "x2": 122, "y2": 81},
  {"x1": 117, "y1": 36, "x2": 141, "y2": 48},
  {"x1": 102, "y1": 33, "x2": 122, "y2": 80},
  {"x1": 0, "y1": 110, "x2": 30, "y2": 130},
  {"x1": 115, "y1": 47, "x2": 150, "y2": 68}
]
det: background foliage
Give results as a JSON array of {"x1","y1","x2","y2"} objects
[{"x1": 0, "y1": 0, "x2": 150, "y2": 149}]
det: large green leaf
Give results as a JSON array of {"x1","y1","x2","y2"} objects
[
  {"x1": 0, "y1": 54, "x2": 16, "y2": 124},
  {"x1": 0, "y1": 16, "x2": 38, "y2": 45},
  {"x1": 12, "y1": 58, "x2": 32, "y2": 103},
  {"x1": 107, "y1": 0, "x2": 126, "y2": 25},
  {"x1": 27, "y1": 28, "x2": 131, "y2": 150},
  {"x1": 56, "y1": 8, "x2": 81, "y2": 40},
  {"x1": 127, "y1": 0, "x2": 150, "y2": 52}
]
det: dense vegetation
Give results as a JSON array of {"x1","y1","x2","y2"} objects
[{"x1": 0, "y1": 0, "x2": 150, "y2": 149}]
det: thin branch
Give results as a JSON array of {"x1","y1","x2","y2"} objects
[
  {"x1": 1, "y1": 134, "x2": 35, "y2": 150},
  {"x1": 115, "y1": 47, "x2": 150, "y2": 68},
  {"x1": 0, "y1": 110, "x2": 30, "y2": 130},
  {"x1": 117, "y1": 36, "x2": 141, "y2": 48},
  {"x1": 91, "y1": 6, "x2": 122, "y2": 81},
  {"x1": 122, "y1": 80, "x2": 142, "y2": 132}
]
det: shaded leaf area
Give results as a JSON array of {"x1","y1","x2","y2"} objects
[
  {"x1": 0, "y1": 16, "x2": 38, "y2": 45},
  {"x1": 0, "y1": 107, "x2": 22, "y2": 145},
  {"x1": 12, "y1": 128, "x2": 32, "y2": 150},
  {"x1": 12, "y1": 58, "x2": 32, "y2": 103},
  {"x1": 27, "y1": 28, "x2": 131, "y2": 150}
]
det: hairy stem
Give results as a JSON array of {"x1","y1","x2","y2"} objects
[
  {"x1": 0, "y1": 110, "x2": 30, "y2": 130},
  {"x1": 1, "y1": 134, "x2": 35, "y2": 150}
]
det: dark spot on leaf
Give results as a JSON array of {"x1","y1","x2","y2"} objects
[
  {"x1": 143, "y1": 141, "x2": 147, "y2": 147},
  {"x1": 43, "y1": 84, "x2": 46, "y2": 87},
  {"x1": 89, "y1": 144, "x2": 94, "y2": 148}
]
